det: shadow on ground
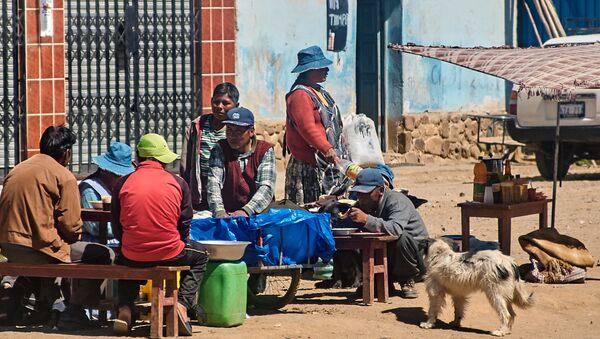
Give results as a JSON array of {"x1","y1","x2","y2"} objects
[
  {"x1": 382, "y1": 306, "x2": 490, "y2": 335},
  {"x1": 0, "y1": 321, "x2": 182, "y2": 337},
  {"x1": 523, "y1": 171, "x2": 600, "y2": 182}
]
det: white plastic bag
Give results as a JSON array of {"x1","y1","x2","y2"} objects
[{"x1": 342, "y1": 114, "x2": 384, "y2": 166}]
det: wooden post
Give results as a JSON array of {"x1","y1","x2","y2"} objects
[
  {"x1": 164, "y1": 276, "x2": 179, "y2": 337},
  {"x1": 150, "y1": 278, "x2": 164, "y2": 339}
]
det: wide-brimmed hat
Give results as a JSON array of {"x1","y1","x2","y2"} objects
[
  {"x1": 291, "y1": 45, "x2": 333, "y2": 73},
  {"x1": 222, "y1": 107, "x2": 255, "y2": 127},
  {"x1": 349, "y1": 168, "x2": 385, "y2": 194},
  {"x1": 94, "y1": 142, "x2": 135, "y2": 176},
  {"x1": 137, "y1": 133, "x2": 178, "y2": 164}
]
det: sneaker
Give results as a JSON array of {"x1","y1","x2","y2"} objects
[
  {"x1": 112, "y1": 306, "x2": 132, "y2": 335},
  {"x1": 55, "y1": 305, "x2": 93, "y2": 331},
  {"x1": 400, "y1": 280, "x2": 418, "y2": 299},
  {"x1": 176, "y1": 305, "x2": 193, "y2": 336}
]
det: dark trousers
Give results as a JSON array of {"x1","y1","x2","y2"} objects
[
  {"x1": 387, "y1": 233, "x2": 428, "y2": 283},
  {"x1": 0, "y1": 242, "x2": 114, "y2": 310},
  {"x1": 116, "y1": 241, "x2": 209, "y2": 311}
]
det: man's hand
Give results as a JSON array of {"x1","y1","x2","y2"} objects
[
  {"x1": 348, "y1": 207, "x2": 369, "y2": 225},
  {"x1": 215, "y1": 210, "x2": 228, "y2": 218},
  {"x1": 229, "y1": 210, "x2": 249, "y2": 217},
  {"x1": 324, "y1": 148, "x2": 340, "y2": 165}
]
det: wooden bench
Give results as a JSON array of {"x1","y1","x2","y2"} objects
[{"x1": 0, "y1": 262, "x2": 189, "y2": 338}]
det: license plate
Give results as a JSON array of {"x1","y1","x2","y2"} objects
[{"x1": 558, "y1": 101, "x2": 585, "y2": 118}]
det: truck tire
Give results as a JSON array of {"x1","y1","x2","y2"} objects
[{"x1": 535, "y1": 150, "x2": 570, "y2": 181}]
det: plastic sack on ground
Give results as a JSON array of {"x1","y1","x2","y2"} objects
[
  {"x1": 190, "y1": 208, "x2": 335, "y2": 267},
  {"x1": 342, "y1": 113, "x2": 384, "y2": 166}
]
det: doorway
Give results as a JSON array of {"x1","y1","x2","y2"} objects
[{"x1": 356, "y1": 0, "x2": 384, "y2": 149}]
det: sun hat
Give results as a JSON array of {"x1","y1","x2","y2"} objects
[
  {"x1": 349, "y1": 168, "x2": 385, "y2": 193},
  {"x1": 137, "y1": 133, "x2": 178, "y2": 164},
  {"x1": 222, "y1": 107, "x2": 254, "y2": 127},
  {"x1": 291, "y1": 45, "x2": 333, "y2": 73},
  {"x1": 94, "y1": 142, "x2": 135, "y2": 176}
]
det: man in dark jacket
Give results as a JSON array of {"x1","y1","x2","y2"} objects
[
  {"x1": 348, "y1": 168, "x2": 429, "y2": 299},
  {"x1": 111, "y1": 133, "x2": 208, "y2": 335}
]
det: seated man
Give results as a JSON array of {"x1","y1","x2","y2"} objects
[
  {"x1": 111, "y1": 133, "x2": 209, "y2": 336},
  {"x1": 207, "y1": 107, "x2": 276, "y2": 217},
  {"x1": 347, "y1": 168, "x2": 429, "y2": 299},
  {"x1": 79, "y1": 142, "x2": 134, "y2": 247},
  {"x1": 0, "y1": 125, "x2": 114, "y2": 329}
]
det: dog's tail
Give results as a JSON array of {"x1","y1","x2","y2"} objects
[{"x1": 513, "y1": 282, "x2": 534, "y2": 308}]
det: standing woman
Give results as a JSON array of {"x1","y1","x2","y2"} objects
[
  {"x1": 285, "y1": 45, "x2": 349, "y2": 204},
  {"x1": 181, "y1": 82, "x2": 240, "y2": 210}
]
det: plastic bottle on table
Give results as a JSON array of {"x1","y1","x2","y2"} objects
[
  {"x1": 473, "y1": 161, "x2": 487, "y2": 202},
  {"x1": 338, "y1": 159, "x2": 363, "y2": 181}
]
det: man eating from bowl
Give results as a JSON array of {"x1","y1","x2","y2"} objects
[{"x1": 347, "y1": 168, "x2": 429, "y2": 299}]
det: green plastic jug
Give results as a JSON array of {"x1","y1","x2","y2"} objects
[{"x1": 197, "y1": 261, "x2": 247, "y2": 327}]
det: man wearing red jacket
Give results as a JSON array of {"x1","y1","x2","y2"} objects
[{"x1": 111, "y1": 133, "x2": 208, "y2": 336}]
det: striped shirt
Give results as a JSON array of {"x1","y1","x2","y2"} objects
[{"x1": 199, "y1": 115, "x2": 226, "y2": 179}]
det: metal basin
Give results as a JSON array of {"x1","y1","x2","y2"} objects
[
  {"x1": 332, "y1": 228, "x2": 358, "y2": 236},
  {"x1": 195, "y1": 240, "x2": 251, "y2": 261}
]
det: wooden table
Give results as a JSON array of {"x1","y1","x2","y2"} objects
[
  {"x1": 334, "y1": 235, "x2": 398, "y2": 305},
  {"x1": 81, "y1": 208, "x2": 111, "y2": 245},
  {"x1": 458, "y1": 199, "x2": 550, "y2": 255}
]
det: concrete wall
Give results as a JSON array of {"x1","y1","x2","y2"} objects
[
  {"x1": 235, "y1": 0, "x2": 357, "y2": 121},
  {"x1": 399, "y1": 0, "x2": 508, "y2": 114}
]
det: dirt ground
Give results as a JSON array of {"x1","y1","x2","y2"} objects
[{"x1": 3, "y1": 159, "x2": 600, "y2": 338}]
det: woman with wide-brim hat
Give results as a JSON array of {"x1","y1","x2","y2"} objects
[{"x1": 284, "y1": 45, "x2": 349, "y2": 204}]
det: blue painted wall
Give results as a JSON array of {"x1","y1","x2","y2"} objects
[
  {"x1": 519, "y1": 0, "x2": 600, "y2": 47},
  {"x1": 235, "y1": 0, "x2": 357, "y2": 121},
  {"x1": 399, "y1": 0, "x2": 509, "y2": 114}
]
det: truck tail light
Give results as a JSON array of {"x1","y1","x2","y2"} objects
[{"x1": 509, "y1": 90, "x2": 518, "y2": 115}]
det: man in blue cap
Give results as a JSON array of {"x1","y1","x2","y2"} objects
[
  {"x1": 206, "y1": 107, "x2": 276, "y2": 217},
  {"x1": 347, "y1": 168, "x2": 429, "y2": 299}
]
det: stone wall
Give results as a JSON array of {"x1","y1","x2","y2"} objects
[
  {"x1": 393, "y1": 112, "x2": 504, "y2": 164},
  {"x1": 254, "y1": 113, "x2": 504, "y2": 169},
  {"x1": 254, "y1": 121, "x2": 287, "y2": 171}
]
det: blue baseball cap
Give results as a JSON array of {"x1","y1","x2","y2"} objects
[
  {"x1": 223, "y1": 107, "x2": 254, "y2": 127},
  {"x1": 291, "y1": 45, "x2": 333, "y2": 73},
  {"x1": 349, "y1": 168, "x2": 385, "y2": 193},
  {"x1": 94, "y1": 142, "x2": 135, "y2": 176}
]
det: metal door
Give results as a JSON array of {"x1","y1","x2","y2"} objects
[
  {"x1": 356, "y1": 0, "x2": 383, "y2": 144},
  {"x1": 0, "y1": 0, "x2": 24, "y2": 179},
  {"x1": 65, "y1": 0, "x2": 202, "y2": 173}
]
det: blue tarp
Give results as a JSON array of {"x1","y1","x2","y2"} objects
[{"x1": 190, "y1": 208, "x2": 335, "y2": 266}]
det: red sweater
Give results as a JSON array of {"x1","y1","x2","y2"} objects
[
  {"x1": 285, "y1": 88, "x2": 332, "y2": 165},
  {"x1": 112, "y1": 161, "x2": 192, "y2": 262}
]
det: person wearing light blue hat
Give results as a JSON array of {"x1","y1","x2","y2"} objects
[
  {"x1": 79, "y1": 142, "x2": 135, "y2": 246},
  {"x1": 285, "y1": 45, "x2": 350, "y2": 204}
]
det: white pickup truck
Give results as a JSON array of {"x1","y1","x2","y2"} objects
[{"x1": 507, "y1": 34, "x2": 600, "y2": 180}]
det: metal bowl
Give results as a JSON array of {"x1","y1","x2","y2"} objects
[
  {"x1": 332, "y1": 228, "x2": 359, "y2": 236},
  {"x1": 90, "y1": 201, "x2": 103, "y2": 210},
  {"x1": 195, "y1": 240, "x2": 251, "y2": 261}
]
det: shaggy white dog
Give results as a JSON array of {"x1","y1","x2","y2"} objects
[{"x1": 420, "y1": 239, "x2": 534, "y2": 336}]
